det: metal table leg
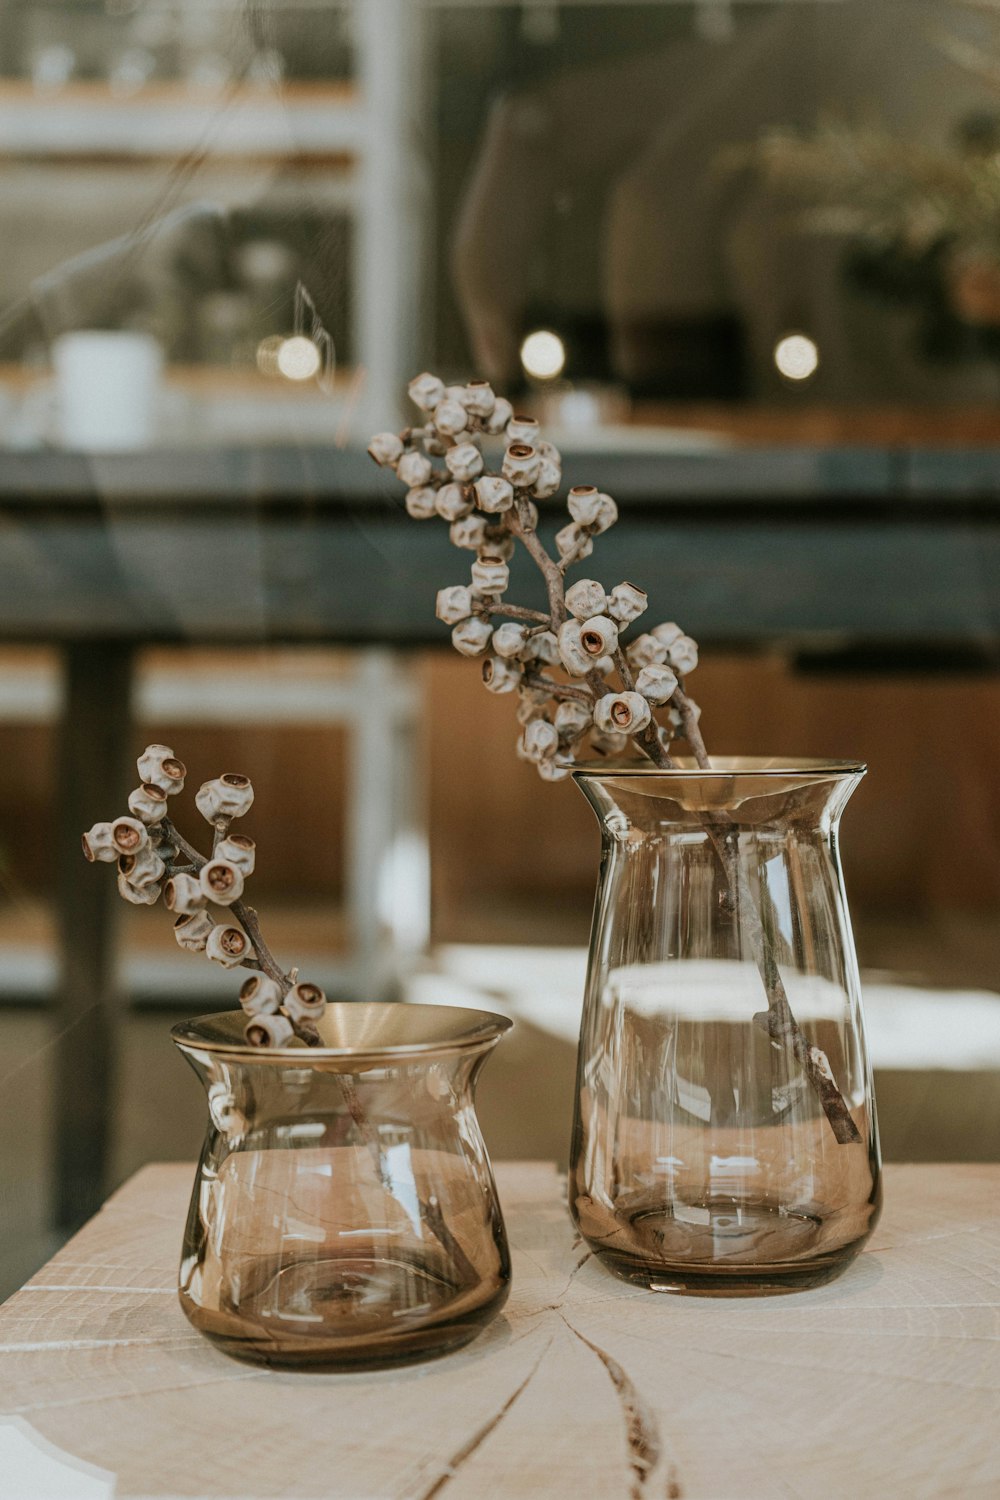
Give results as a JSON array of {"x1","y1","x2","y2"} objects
[{"x1": 53, "y1": 642, "x2": 134, "y2": 1230}]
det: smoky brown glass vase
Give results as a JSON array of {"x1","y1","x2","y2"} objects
[
  {"x1": 172, "y1": 1002, "x2": 512, "y2": 1369},
  {"x1": 569, "y1": 760, "x2": 882, "y2": 1296}
]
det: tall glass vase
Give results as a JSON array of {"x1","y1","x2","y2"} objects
[{"x1": 569, "y1": 760, "x2": 881, "y2": 1295}]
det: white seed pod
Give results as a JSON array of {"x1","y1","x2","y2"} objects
[
  {"x1": 195, "y1": 774, "x2": 254, "y2": 823},
  {"x1": 592, "y1": 493, "x2": 618, "y2": 533},
  {"x1": 666, "y1": 634, "x2": 699, "y2": 675},
  {"x1": 482, "y1": 655, "x2": 522, "y2": 694},
  {"x1": 516, "y1": 692, "x2": 548, "y2": 726},
  {"x1": 136, "y1": 744, "x2": 186, "y2": 796},
  {"x1": 368, "y1": 431, "x2": 404, "y2": 466},
  {"x1": 118, "y1": 845, "x2": 166, "y2": 890},
  {"x1": 558, "y1": 620, "x2": 593, "y2": 676},
  {"x1": 445, "y1": 441, "x2": 484, "y2": 482},
  {"x1": 579, "y1": 615, "x2": 619, "y2": 658},
  {"x1": 216, "y1": 834, "x2": 255, "y2": 876},
  {"x1": 490, "y1": 622, "x2": 527, "y2": 659},
  {"x1": 555, "y1": 700, "x2": 592, "y2": 740},
  {"x1": 651, "y1": 620, "x2": 684, "y2": 648},
  {"x1": 128, "y1": 784, "x2": 168, "y2": 825},
  {"x1": 482, "y1": 396, "x2": 514, "y2": 435},
  {"x1": 626, "y1": 633, "x2": 668, "y2": 669},
  {"x1": 206, "y1": 923, "x2": 253, "y2": 968},
  {"x1": 396, "y1": 450, "x2": 433, "y2": 488},
  {"x1": 555, "y1": 522, "x2": 593, "y2": 562},
  {"x1": 239, "y1": 973, "x2": 283, "y2": 1018},
  {"x1": 82, "y1": 822, "x2": 118, "y2": 863},
  {"x1": 501, "y1": 444, "x2": 541, "y2": 488},
  {"x1": 536, "y1": 755, "x2": 573, "y2": 783},
  {"x1": 403, "y1": 485, "x2": 436, "y2": 520},
  {"x1": 590, "y1": 728, "x2": 629, "y2": 755},
  {"x1": 450, "y1": 514, "x2": 488, "y2": 550},
  {"x1": 245, "y1": 1013, "x2": 295, "y2": 1048},
  {"x1": 111, "y1": 817, "x2": 149, "y2": 856},
  {"x1": 595, "y1": 654, "x2": 616, "y2": 675},
  {"x1": 471, "y1": 555, "x2": 509, "y2": 594},
  {"x1": 436, "y1": 584, "x2": 475, "y2": 626},
  {"x1": 565, "y1": 578, "x2": 608, "y2": 621},
  {"x1": 452, "y1": 617, "x2": 493, "y2": 657},
  {"x1": 607, "y1": 582, "x2": 648, "y2": 627},
  {"x1": 482, "y1": 531, "x2": 516, "y2": 561},
  {"x1": 435, "y1": 482, "x2": 473, "y2": 521},
  {"x1": 535, "y1": 439, "x2": 561, "y2": 465},
  {"x1": 283, "y1": 980, "x2": 327, "y2": 1023},
  {"x1": 422, "y1": 428, "x2": 450, "y2": 457},
  {"x1": 521, "y1": 629, "x2": 560, "y2": 665},
  {"x1": 506, "y1": 414, "x2": 540, "y2": 445},
  {"x1": 531, "y1": 457, "x2": 562, "y2": 500},
  {"x1": 433, "y1": 398, "x2": 469, "y2": 437},
  {"x1": 407, "y1": 372, "x2": 445, "y2": 411},
  {"x1": 173, "y1": 909, "x2": 215, "y2": 952},
  {"x1": 199, "y1": 859, "x2": 245, "y2": 907},
  {"x1": 473, "y1": 476, "x2": 514, "y2": 514},
  {"x1": 594, "y1": 691, "x2": 652, "y2": 735},
  {"x1": 520, "y1": 718, "x2": 559, "y2": 763},
  {"x1": 462, "y1": 380, "x2": 496, "y2": 417},
  {"x1": 635, "y1": 663, "x2": 679, "y2": 706},
  {"x1": 442, "y1": 384, "x2": 467, "y2": 403},
  {"x1": 117, "y1": 872, "x2": 160, "y2": 906},
  {"x1": 566, "y1": 485, "x2": 602, "y2": 526},
  {"x1": 164, "y1": 872, "x2": 207, "y2": 915}
]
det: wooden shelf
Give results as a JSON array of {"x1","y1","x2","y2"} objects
[{"x1": 0, "y1": 79, "x2": 363, "y2": 159}]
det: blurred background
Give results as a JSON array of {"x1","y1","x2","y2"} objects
[{"x1": 1, "y1": 0, "x2": 999, "y2": 1296}]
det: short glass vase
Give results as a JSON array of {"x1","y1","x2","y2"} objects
[
  {"x1": 172, "y1": 1002, "x2": 512, "y2": 1369},
  {"x1": 569, "y1": 759, "x2": 882, "y2": 1296}
]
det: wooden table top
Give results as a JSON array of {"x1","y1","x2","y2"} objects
[{"x1": 0, "y1": 1161, "x2": 997, "y2": 1499}]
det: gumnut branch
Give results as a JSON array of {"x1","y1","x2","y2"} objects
[
  {"x1": 370, "y1": 374, "x2": 861, "y2": 1145},
  {"x1": 83, "y1": 744, "x2": 327, "y2": 1049}
]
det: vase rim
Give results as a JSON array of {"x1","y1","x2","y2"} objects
[
  {"x1": 171, "y1": 1000, "x2": 512, "y2": 1063},
  {"x1": 573, "y1": 755, "x2": 866, "y2": 780}
]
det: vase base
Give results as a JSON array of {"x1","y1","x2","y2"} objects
[
  {"x1": 579, "y1": 1193, "x2": 872, "y2": 1296},
  {"x1": 591, "y1": 1245, "x2": 861, "y2": 1296},
  {"x1": 180, "y1": 1252, "x2": 509, "y2": 1370}
]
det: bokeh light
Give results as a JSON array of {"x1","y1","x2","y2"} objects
[
  {"x1": 276, "y1": 336, "x2": 322, "y2": 382},
  {"x1": 520, "y1": 329, "x2": 566, "y2": 381},
  {"x1": 774, "y1": 333, "x2": 819, "y2": 382}
]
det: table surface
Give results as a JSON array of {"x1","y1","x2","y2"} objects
[{"x1": 0, "y1": 1162, "x2": 998, "y2": 1499}]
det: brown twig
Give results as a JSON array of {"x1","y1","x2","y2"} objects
[
  {"x1": 506, "y1": 499, "x2": 568, "y2": 630},
  {"x1": 481, "y1": 602, "x2": 550, "y2": 624},
  {"x1": 523, "y1": 671, "x2": 594, "y2": 704},
  {"x1": 638, "y1": 692, "x2": 862, "y2": 1143}
]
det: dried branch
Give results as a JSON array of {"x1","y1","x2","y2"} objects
[{"x1": 371, "y1": 373, "x2": 861, "y2": 1144}]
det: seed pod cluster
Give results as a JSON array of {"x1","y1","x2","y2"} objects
[
  {"x1": 82, "y1": 745, "x2": 325, "y2": 1049},
  {"x1": 372, "y1": 373, "x2": 705, "y2": 778}
]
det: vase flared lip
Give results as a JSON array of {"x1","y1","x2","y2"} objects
[
  {"x1": 573, "y1": 755, "x2": 866, "y2": 780},
  {"x1": 171, "y1": 1000, "x2": 512, "y2": 1064}
]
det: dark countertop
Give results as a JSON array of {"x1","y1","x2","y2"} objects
[{"x1": 1, "y1": 443, "x2": 999, "y2": 650}]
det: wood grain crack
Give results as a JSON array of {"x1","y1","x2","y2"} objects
[
  {"x1": 561, "y1": 1315, "x2": 682, "y2": 1500},
  {"x1": 413, "y1": 1337, "x2": 554, "y2": 1499}
]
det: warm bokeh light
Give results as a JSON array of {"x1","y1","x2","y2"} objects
[
  {"x1": 774, "y1": 333, "x2": 819, "y2": 381},
  {"x1": 520, "y1": 329, "x2": 566, "y2": 381},
  {"x1": 276, "y1": 335, "x2": 322, "y2": 382}
]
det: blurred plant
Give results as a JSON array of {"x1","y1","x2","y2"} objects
[
  {"x1": 730, "y1": 112, "x2": 1000, "y2": 341},
  {"x1": 371, "y1": 376, "x2": 861, "y2": 1145},
  {"x1": 82, "y1": 745, "x2": 326, "y2": 1048}
]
